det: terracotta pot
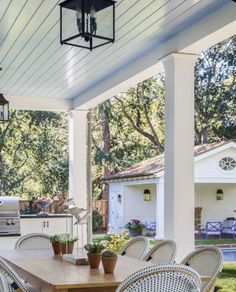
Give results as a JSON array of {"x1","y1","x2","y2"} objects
[
  {"x1": 102, "y1": 256, "x2": 117, "y2": 273},
  {"x1": 87, "y1": 253, "x2": 101, "y2": 269},
  {"x1": 61, "y1": 243, "x2": 74, "y2": 254},
  {"x1": 52, "y1": 241, "x2": 61, "y2": 255}
]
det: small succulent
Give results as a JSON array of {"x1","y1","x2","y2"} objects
[
  {"x1": 84, "y1": 243, "x2": 104, "y2": 254},
  {"x1": 102, "y1": 249, "x2": 117, "y2": 258},
  {"x1": 58, "y1": 233, "x2": 78, "y2": 244},
  {"x1": 50, "y1": 234, "x2": 60, "y2": 243}
]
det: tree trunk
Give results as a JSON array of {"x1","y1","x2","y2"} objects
[
  {"x1": 201, "y1": 128, "x2": 208, "y2": 144},
  {"x1": 0, "y1": 154, "x2": 4, "y2": 195},
  {"x1": 100, "y1": 107, "x2": 111, "y2": 200}
]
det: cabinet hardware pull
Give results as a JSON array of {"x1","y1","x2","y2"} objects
[
  {"x1": 47, "y1": 221, "x2": 49, "y2": 228},
  {"x1": 43, "y1": 221, "x2": 46, "y2": 228}
]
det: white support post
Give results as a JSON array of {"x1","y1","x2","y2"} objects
[
  {"x1": 163, "y1": 53, "x2": 197, "y2": 260},
  {"x1": 155, "y1": 179, "x2": 164, "y2": 239},
  {"x1": 68, "y1": 109, "x2": 92, "y2": 244}
]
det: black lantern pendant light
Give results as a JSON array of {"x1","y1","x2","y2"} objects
[
  {"x1": 0, "y1": 93, "x2": 9, "y2": 123},
  {"x1": 59, "y1": 0, "x2": 115, "y2": 51}
]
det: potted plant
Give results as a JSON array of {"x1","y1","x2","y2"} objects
[
  {"x1": 101, "y1": 249, "x2": 118, "y2": 273},
  {"x1": 84, "y1": 243, "x2": 104, "y2": 269},
  {"x1": 125, "y1": 219, "x2": 143, "y2": 237},
  {"x1": 50, "y1": 234, "x2": 61, "y2": 255},
  {"x1": 59, "y1": 234, "x2": 78, "y2": 254}
]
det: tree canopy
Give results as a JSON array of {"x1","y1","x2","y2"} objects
[{"x1": 0, "y1": 111, "x2": 68, "y2": 199}]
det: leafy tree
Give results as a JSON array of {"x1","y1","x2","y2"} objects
[
  {"x1": 194, "y1": 35, "x2": 236, "y2": 143},
  {"x1": 0, "y1": 110, "x2": 68, "y2": 199}
]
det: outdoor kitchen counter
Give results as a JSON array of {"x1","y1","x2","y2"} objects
[
  {"x1": 0, "y1": 215, "x2": 73, "y2": 250},
  {"x1": 20, "y1": 214, "x2": 72, "y2": 218}
]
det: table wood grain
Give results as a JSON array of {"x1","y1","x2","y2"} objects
[{"x1": 0, "y1": 249, "x2": 153, "y2": 292}]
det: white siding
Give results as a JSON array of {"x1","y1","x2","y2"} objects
[
  {"x1": 196, "y1": 183, "x2": 236, "y2": 225},
  {"x1": 124, "y1": 184, "x2": 156, "y2": 225},
  {"x1": 195, "y1": 148, "x2": 236, "y2": 183}
]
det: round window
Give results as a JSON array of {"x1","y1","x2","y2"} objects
[{"x1": 219, "y1": 157, "x2": 236, "y2": 171}]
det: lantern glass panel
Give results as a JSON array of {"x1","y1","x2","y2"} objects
[
  {"x1": 0, "y1": 103, "x2": 9, "y2": 123},
  {"x1": 60, "y1": 0, "x2": 114, "y2": 50}
]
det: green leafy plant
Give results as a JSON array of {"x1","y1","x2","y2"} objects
[
  {"x1": 101, "y1": 229, "x2": 130, "y2": 252},
  {"x1": 58, "y1": 234, "x2": 78, "y2": 244},
  {"x1": 84, "y1": 243, "x2": 104, "y2": 254},
  {"x1": 92, "y1": 209, "x2": 103, "y2": 231},
  {"x1": 50, "y1": 234, "x2": 60, "y2": 243},
  {"x1": 102, "y1": 249, "x2": 117, "y2": 257},
  {"x1": 125, "y1": 219, "x2": 143, "y2": 233}
]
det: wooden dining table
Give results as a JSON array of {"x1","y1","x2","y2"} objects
[{"x1": 0, "y1": 249, "x2": 153, "y2": 292}]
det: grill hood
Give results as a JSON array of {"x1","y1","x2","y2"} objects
[{"x1": 0, "y1": 196, "x2": 19, "y2": 213}]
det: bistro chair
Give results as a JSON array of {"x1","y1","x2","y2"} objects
[
  {"x1": 119, "y1": 236, "x2": 149, "y2": 260},
  {"x1": 143, "y1": 240, "x2": 176, "y2": 264},
  {"x1": 0, "y1": 257, "x2": 40, "y2": 292},
  {"x1": 0, "y1": 257, "x2": 29, "y2": 292},
  {"x1": 116, "y1": 263, "x2": 201, "y2": 292},
  {"x1": 0, "y1": 272, "x2": 12, "y2": 292},
  {"x1": 181, "y1": 247, "x2": 223, "y2": 292},
  {"x1": 15, "y1": 233, "x2": 51, "y2": 250}
]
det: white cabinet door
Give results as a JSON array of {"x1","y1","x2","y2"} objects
[
  {"x1": 20, "y1": 218, "x2": 44, "y2": 235},
  {"x1": 20, "y1": 217, "x2": 73, "y2": 236},
  {"x1": 43, "y1": 218, "x2": 72, "y2": 235}
]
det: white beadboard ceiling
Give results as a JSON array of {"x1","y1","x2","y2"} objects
[{"x1": 0, "y1": 0, "x2": 233, "y2": 107}]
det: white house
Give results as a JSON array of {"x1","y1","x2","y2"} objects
[{"x1": 106, "y1": 141, "x2": 236, "y2": 239}]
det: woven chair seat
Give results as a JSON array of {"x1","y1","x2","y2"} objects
[
  {"x1": 143, "y1": 240, "x2": 176, "y2": 264},
  {"x1": 181, "y1": 247, "x2": 223, "y2": 292},
  {"x1": 119, "y1": 236, "x2": 149, "y2": 260},
  {"x1": 116, "y1": 264, "x2": 201, "y2": 292},
  {"x1": 15, "y1": 233, "x2": 51, "y2": 250}
]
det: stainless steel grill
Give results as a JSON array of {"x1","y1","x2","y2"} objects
[{"x1": 0, "y1": 196, "x2": 20, "y2": 236}]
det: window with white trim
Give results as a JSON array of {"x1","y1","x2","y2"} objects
[{"x1": 219, "y1": 157, "x2": 236, "y2": 171}]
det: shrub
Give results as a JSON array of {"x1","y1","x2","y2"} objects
[
  {"x1": 125, "y1": 219, "x2": 143, "y2": 233},
  {"x1": 101, "y1": 229, "x2": 130, "y2": 252},
  {"x1": 92, "y1": 209, "x2": 103, "y2": 231}
]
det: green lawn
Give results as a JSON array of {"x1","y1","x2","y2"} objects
[
  {"x1": 216, "y1": 264, "x2": 236, "y2": 292},
  {"x1": 196, "y1": 239, "x2": 236, "y2": 246}
]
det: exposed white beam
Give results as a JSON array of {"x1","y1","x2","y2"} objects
[
  {"x1": 73, "y1": 1, "x2": 235, "y2": 109},
  {"x1": 7, "y1": 95, "x2": 72, "y2": 112}
]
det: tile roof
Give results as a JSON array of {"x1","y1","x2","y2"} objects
[{"x1": 105, "y1": 140, "x2": 235, "y2": 181}]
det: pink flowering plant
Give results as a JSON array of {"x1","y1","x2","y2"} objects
[{"x1": 125, "y1": 219, "x2": 143, "y2": 233}]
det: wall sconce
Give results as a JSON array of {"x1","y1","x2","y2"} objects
[
  {"x1": 0, "y1": 93, "x2": 9, "y2": 123},
  {"x1": 216, "y1": 189, "x2": 223, "y2": 201},
  {"x1": 143, "y1": 189, "x2": 151, "y2": 201},
  {"x1": 117, "y1": 194, "x2": 121, "y2": 203}
]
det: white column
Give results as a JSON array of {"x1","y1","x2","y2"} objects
[
  {"x1": 155, "y1": 178, "x2": 164, "y2": 239},
  {"x1": 68, "y1": 109, "x2": 92, "y2": 244},
  {"x1": 163, "y1": 53, "x2": 197, "y2": 260}
]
